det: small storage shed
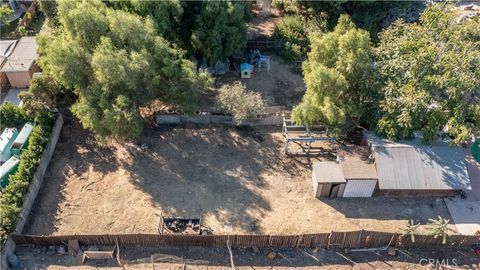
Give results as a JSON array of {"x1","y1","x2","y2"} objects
[
  {"x1": 312, "y1": 146, "x2": 378, "y2": 198},
  {"x1": 240, "y1": 63, "x2": 253, "y2": 78},
  {"x1": 0, "y1": 155, "x2": 20, "y2": 188},
  {"x1": 0, "y1": 36, "x2": 39, "y2": 88},
  {"x1": 11, "y1": 122, "x2": 34, "y2": 155},
  {"x1": 0, "y1": 128, "x2": 19, "y2": 163},
  {"x1": 312, "y1": 162, "x2": 346, "y2": 198},
  {"x1": 0, "y1": 39, "x2": 18, "y2": 89}
]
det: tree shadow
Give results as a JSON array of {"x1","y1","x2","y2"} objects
[
  {"x1": 23, "y1": 116, "x2": 121, "y2": 235},
  {"x1": 118, "y1": 125, "x2": 281, "y2": 233}
]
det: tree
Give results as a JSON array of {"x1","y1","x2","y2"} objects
[
  {"x1": 108, "y1": 0, "x2": 183, "y2": 42},
  {"x1": 19, "y1": 76, "x2": 63, "y2": 118},
  {"x1": 427, "y1": 216, "x2": 451, "y2": 244},
  {"x1": 38, "y1": 0, "x2": 211, "y2": 139},
  {"x1": 191, "y1": 1, "x2": 249, "y2": 63},
  {"x1": 375, "y1": 4, "x2": 480, "y2": 144},
  {"x1": 217, "y1": 81, "x2": 265, "y2": 121},
  {"x1": 292, "y1": 14, "x2": 378, "y2": 134},
  {"x1": 38, "y1": 0, "x2": 58, "y2": 27},
  {"x1": 0, "y1": 5, "x2": 14, "y2": 25}
]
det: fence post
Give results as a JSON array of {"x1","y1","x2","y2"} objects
[{"x1": 327, "y1": 231, "x2": 332, "y2": 249}]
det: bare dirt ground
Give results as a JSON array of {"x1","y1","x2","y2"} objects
[
  {"x1": 24, "y1": 118, "x2": 454, "y2": 236},
  {"x1": 15, "y1": 245, "x2": 480, "y2": 269},
  {"x1": 216, "y1": 55, "x2": 305, "y2": 108}
]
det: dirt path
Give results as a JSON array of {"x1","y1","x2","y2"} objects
[{"x1": 24, "y1": 120, "x2": 453, "y2": 236}]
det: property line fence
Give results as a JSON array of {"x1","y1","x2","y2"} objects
[
  {"x1": 11, "y1": 231, "x2": 479, "y2": 249},
  {"x1": 247, "y1": 39, "x2": 286, "y2": 51}
]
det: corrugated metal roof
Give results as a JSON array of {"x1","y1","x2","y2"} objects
[
  {"x1": 0, "y1": 37, "x2": 37, "y2": 72},
  {"x1": 365, "y1": 132, "x2": 471, "y2": 190},
  {"x1": 312, "y1": 161, "x2": 346, "y2": 184}
]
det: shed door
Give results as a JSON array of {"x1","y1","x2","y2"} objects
[{"x1": 343, "y1": 179, "x2": 377, "y2": 198}]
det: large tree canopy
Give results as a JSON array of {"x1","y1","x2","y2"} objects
[
  {"x1": 375, "y1": 4, "x2": 480, "y2": 144},
  {"x1": 38, "y1": 0, "x2": 211, "y2": 139},
  {"x1": 292, "y1": 14, "x2": 377, "y2": 134},
  {"x1": 191, "y1": 1, "x2": 249, "y2": 63}
]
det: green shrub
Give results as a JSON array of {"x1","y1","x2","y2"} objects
[
  {"x1": 0, "y1": 102, "x2": 31, "y2": 130},
  {"x1": 281, "y1": 42, "x2": 303, "y2": 63},
  {"x1": 0, "y1": 110, "x2": 54, "y2": 244},
  {"x1": 273, "y1": 15, "x2": 307, "y2": 47},
  {"x1": 273, "y1": 15, "x2": 315, "y2": 63},
  {"x1": 216, "y1": 81, "x2": 265, "y2": 121}
]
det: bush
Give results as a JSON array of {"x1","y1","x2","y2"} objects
[
  {"x1": 0, "y1": 109, "x2": 54, "y2": 244},
  {"x1": 281, "y1": 42, "x2": 303, "y2": 63},
  {"x1": 0, "y1": 102, "x2": 30, "y2": 130},
  {"x1": 273, "y1": 15, "x2": 320, "y2": 62},
  {"x1": 217, "y1": 81, "x2": 265, "y2": 121}
]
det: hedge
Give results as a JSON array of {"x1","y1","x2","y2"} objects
[{"x1": 0, "y1": 103, "x2": 54, "y2": 244}]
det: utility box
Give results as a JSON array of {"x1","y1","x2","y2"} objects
[
  {"x1": 0, "y1": 155, "x2": 20, "y2": 188},
  {"x1": 11, "y1": 122, "x2": 35, "y2": 156}
]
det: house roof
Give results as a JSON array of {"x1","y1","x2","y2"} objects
[
  {"x1": 312, "y1": 161, "x2": 346, "y2": 184},
  {"x1": 0, "y1": 40, "x2": 17, "y2": 65},
  {"x1": 0, "y1": 36, "x2": 37, "y2": 73},
  {"x1": 364, "y1": 131, "x2": 471, "y2": 191},
  {"x1": 338, "y1": 146, "x2": 378, "y2": 180}
]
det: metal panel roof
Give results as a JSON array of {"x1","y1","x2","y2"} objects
[
  {"x1": 312, "y1": 161, "x2": 346, "y2": 184},
  {"x1": 0, "y1": 37, "x2": 37, "y2": 72},
  {"x1": 365, "y1": 132, "x2": 471, "y2": 190}
]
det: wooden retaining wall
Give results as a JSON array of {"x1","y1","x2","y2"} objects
[{"x1": 11, "y1": 231, "x2": 479, "y2": 249}]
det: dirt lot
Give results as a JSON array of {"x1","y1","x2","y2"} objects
[
  {"x1": 15, "y1": 245, "x2": 480, "y2": 270},
  {"x1": 196, "y1": 55, "x2": 305, "y2": 113},
  {"x1": 24, "y1": 118, "x2": 454, "y2": 236}
]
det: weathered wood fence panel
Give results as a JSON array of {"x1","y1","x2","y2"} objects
[{"x1": 11, "y1": 232, "x2": 478, "y2": 249}]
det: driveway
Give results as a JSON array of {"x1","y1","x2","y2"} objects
[
  {"x1": 0, "y1": 88, "x2": 25, "y2": 106},
  {"x1": 444, "y1": 143, "x2": 480, "y2": 235}
]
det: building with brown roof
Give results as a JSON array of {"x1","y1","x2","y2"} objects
[
  {"x1": 312, "y1": 146, "x2": 378, "y2": 198},
  {"x1": 0, "y1": 36, "x2": 39, "y2": 88}
]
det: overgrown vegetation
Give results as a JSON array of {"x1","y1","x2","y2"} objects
[
  {"x1": 38, "y1": 0, "x2": 212, "y2": 139},
  {"x1": 0, "y1": 4, "x2": 14, "y2": 25},
  {"x1": 292, "y1": 4, "x2": 479, "y2": 144},
  {"x1": 292, "y1": 14, "x2": 378, "y2": 135},
  {"x1": 217, "y1": 81, "x2": 265, "y2": 121},
  {"x1": 375, "y1": 4, "x2": 480, "y2": 144},
  {"x1": 0, "y1": 103, "x2": 55, "y2": 244},
  {"x1": 19, "y1": 76, "x2": 63, "y2": 118}
]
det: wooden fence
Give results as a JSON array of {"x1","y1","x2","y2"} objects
[
  {"x1": 11, "y1": 231, "x2": 479, "y2": 249},
  {"x1": 247, "y1": 39, "x2": 285, "y2": 51}
]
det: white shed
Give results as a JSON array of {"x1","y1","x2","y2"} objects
[{"x1": 312, "y1": 146, "x2": 378, "y2": 198}]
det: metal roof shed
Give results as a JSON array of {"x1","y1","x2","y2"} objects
[
  {"x1": 0, "y1": 155, "x2": 20, "y2": 188},
  {"x1": 11, "y1": 122, "x2": 34, "y2": 155},
  {"x1": 364, "y1": 131, "x2": 471, "y2": 196}
]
